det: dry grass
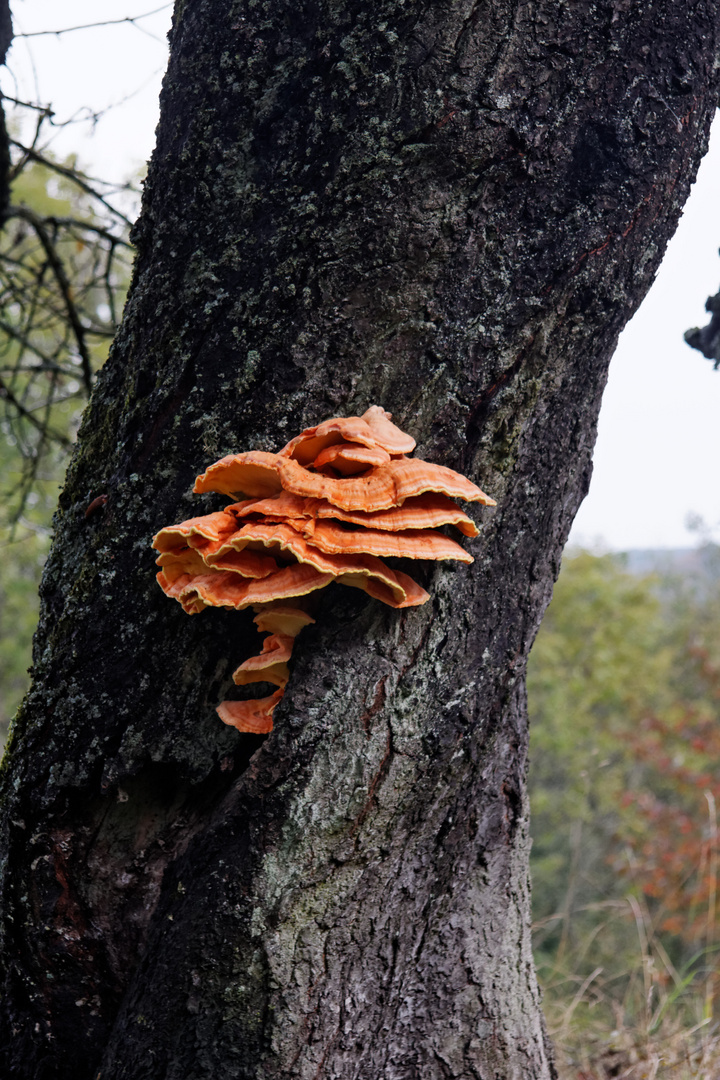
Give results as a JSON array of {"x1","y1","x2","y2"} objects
[
  {"x1": 536, "y1": 858, "x2": 720, "y2": 1079},
  {"x1": 552, "y1": 1022, "x2": 720, "y2": 1080}
]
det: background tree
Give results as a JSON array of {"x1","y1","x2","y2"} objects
[
  {"x1": 0, "y1": 149, "x2": 133, "y2": 736},
  {"x1": 1, "y1": 2, "x2": 720, "y2": 1078},
  {"x1": 527, "y1": 548, "x2": 720, "y2": 1073},
  {"x1": 0, "y1": 131, "x2": 134, "y2": 513},
  {"x1": 528, "y1": 553, "x2": 673, "y2": 964},
  {"x1": 0, "y1": 11, "x2": 135, "y2": 735}
]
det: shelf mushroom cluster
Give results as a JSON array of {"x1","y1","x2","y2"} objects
[{"x1": 152, "y1": 406, "x2": 495, "y2": 735}]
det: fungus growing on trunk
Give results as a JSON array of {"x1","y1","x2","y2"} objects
[{"x1": 153, "y1": 407, "x2": 495, "y2": 733}]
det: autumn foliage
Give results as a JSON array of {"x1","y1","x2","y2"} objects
[
  {"x1": 528, "y1": 549, "x2": 720, "y2": 1076},
  {"x1": 617, "y1": 646, "x2": 720, "y2": 944}
]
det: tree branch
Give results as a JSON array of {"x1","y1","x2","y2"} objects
[
  {"x1": 0, "y1": 375, "x2": 72, "y2": 447},
  {"x1": 8, "y1": 205, "x2": 95, "y2": 393},
  {"x1": 14, "y1": 4, "x2": 172, "y2": 39},
  {"x1": 7, "y1": 143, "x2": 134, "y2": 227}
]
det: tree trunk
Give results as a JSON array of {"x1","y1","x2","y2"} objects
[{"x1": 1, "y1": 2, "x2": 718, "y2": 1077}]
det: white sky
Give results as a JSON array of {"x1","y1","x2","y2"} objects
[
  {"x1": 4, "y1": 1, "x2": 172, "y2": 187},
  {"x1": 569, "y1": 117, "x2": 720, "y2": 551},
  {"x1": 4, "y1": 3, "x2": 720, "y2": 552}
]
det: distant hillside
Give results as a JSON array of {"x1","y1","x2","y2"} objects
[{"x1": 620, "y1": 545, "x2": 720, "y2": 581}]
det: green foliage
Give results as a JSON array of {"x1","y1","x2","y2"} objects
[
  {"x1": 529, "y1": 547, "x2": 720, "y2": 1073},
  {"x1": 529, "y1": 552, "x2": 673, "y2": 959}
]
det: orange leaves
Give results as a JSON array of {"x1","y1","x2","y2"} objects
[{"x1": 618, "y1": 660, "x2": 720, "y2": 945}]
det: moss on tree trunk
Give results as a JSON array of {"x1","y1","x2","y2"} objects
[{"x1": 1, "y1": 1, "x2": 719, "y2": 1077}]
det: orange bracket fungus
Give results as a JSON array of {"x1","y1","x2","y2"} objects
[{"x1": 152, "y1": 406, "x2": 495, "y2": 735}]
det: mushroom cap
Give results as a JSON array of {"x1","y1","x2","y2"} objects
[
  {"x1": 157, "y1": 543, "x2": 279, "y2": 580},
  {"x1": 194, "y1": 451, "x2": 494, "y2": 511},
  {"x1": 279, "y1": 405, "x2": 415, "y2": 464},
  {"x1": 233, "y1": 662, "x2": 290, "y2": 688},
  {"x1": 252, "y1": 605, "x2": 315, "y2": 637},
  {"x1": 313, "y1": 442, "x2": 391, "y2": 475},
  {"x1": 229, "y1": 490, "x2": 480, "y2": 537},
  {"x1": 191, "y1": 541, "x2": 280, "y2": 578},
  {"x1": 204, "y1": 522, "x2": 329, "y2": 572},
  {"x1": 232, "y1": 633, "x2": 294, "y2": 687},
  {"x1": 237, "y1": 632, "x2": 294, "y2": 666},
  {"x1": 155, "y1": 547, "x2": 211, "y2": 583},
  {"x1": 194, "y1": 451, "x2": 283, "y2": 498},
  {"x1": 152, "y1": 511, "x2": 238, "y2": 552},
  {"x1": 157, "y1": 564, "x2": 335, "y2": 611},
  {"x1": 206, "y1": 521, "x2": 429, "y2": 606},
  {"x1": 217, "y1": 690, "x2": 283, "y2": 733},
  {"x1": 337, "y1": 566, "x2": 429, "y2": 608},
  {"x1": 277, "y1": 456, "x2": 495, "y2": 511},
  {"x1": 360, "y1": 405, "x2": 416, "y2": 454},
  {"x1": 315, "y1": 492, "x2": 480, "y2": 537},
  {"x1": 156, "y1": 571, "x2": 209, "y2": 613},
  {"x1": 297, "y1": 519, "x2": 473, "y2": 562},
  {"x1": 228, "y1": 491, "x2": 313, "y2": 523}
]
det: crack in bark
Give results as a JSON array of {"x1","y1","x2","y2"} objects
[{"x1": 358, "y1": 674, "x2": 389, "y2": 736}]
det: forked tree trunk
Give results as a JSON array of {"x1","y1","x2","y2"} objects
[{"x1": 1, "y1": 2, "x2": 719, "y2": 1077}]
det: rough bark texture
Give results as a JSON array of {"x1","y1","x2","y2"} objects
[{"x1": 1, "y1": 2, "x2": 719, "y2": 1078}]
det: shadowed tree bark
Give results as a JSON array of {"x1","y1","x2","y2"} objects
[{"x1": 1, "y1": 1, "x2": 719, "y2": 1077}]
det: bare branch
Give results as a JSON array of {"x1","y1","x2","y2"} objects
[
  {"x1": 8, "y1": 205, "x2": 94, "y2": 392},
  {"x1": 14, "y1": 5, "x2": 172, "y2": 40},
  {"x1": 42, "y1": 217, "x2": 132, "y2": 247},
  {"x1": 0, "y1": 320, "x2": 77, "y2": 372},
  {"x1": 7, "y1": 141, "x2": 134, "y2": 226},
  {"x1": 0, "y1": 104, "x2": 133, "y2": 525},
  {"x1": 0, "y1": 376, "x2": 72, "y2": 447},
  {"x1": 0, "y1": 95, "x2": 55, "y2": 114}
]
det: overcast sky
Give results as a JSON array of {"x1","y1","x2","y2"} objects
[
  {"x1": 5, "y1": 1, "x2": 171, "y2": 186},
  {"x1": 569, "y1": 120, "x2": 720, "y2": 552},
  {"x1": 4, "y1": 2, "x2": 720, "y2": 552}
]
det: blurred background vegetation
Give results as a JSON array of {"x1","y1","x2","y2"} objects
[
  {"x1": 530, "y1": 546, "x2": 720, "y2": 1078},
  {"x1": 0, "y1": 114, "x2": 132, "y2": 734}
]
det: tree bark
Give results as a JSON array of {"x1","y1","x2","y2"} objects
[{"x1": 1, "y1": 1, "x2": 719, "y2": 1077}]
